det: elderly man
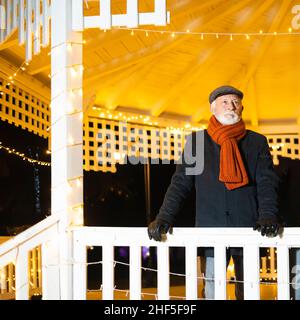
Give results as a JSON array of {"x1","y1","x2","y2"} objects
[{"x1": 147, "y1": 85, "x2": 281, "y2": 300}]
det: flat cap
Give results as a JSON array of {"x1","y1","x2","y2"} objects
[{"x1": 209, "y1": 85, "x2": 243, "y2": 104}]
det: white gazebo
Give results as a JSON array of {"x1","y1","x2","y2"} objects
[{"x1": 0, "y1": 0, "x2": 300, "y2": 300}]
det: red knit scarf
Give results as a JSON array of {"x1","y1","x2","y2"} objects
[{"x1": 207, "y1": 115, "x2": 249, "y2": 190}]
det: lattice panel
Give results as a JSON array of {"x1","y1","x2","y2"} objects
[
  {"x1": 0, "y1": 76, "x2": 50, "y2": 138},
  {"x1": 83, "y1": 117, "x2": 187, "y2": 173},
  {"x1": 266, "y1": 134, "x2": 300, "y2": 165},
  {"x1": 1, "y1": 77, "x2": 300, "y2": 171},
  {"x1": 83, "y1": 124, "x2": 300, "y2": 172}
]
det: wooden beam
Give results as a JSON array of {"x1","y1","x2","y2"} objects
[
  {"x1": 240, "y1": 0, "x2": 291, "y2": 92},
  {"x1": 152, "y1": 0, "x2": 275, "y2": 118},
  {"x1": 28, "y1": 63, "x2": 51, "y2": 75},
  {"x1": 103, "y1": 59, "x2": 158, "y2": 110},
  {"x1": 0, "y1": 29, "x2": 17, "y2": 51},
  {"x1": 190, "y1": 0, "x2": 276, "y2": 123},
  {"x1": 0, "y1": 38, "x2": 18, "y2": 51},
  {"x1": 84, "y1": 0, "x2": 244, "y2": 83}
]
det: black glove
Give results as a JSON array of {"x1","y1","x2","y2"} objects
[
  {"x1": 147, "y1": 218, "x2": 172, "y2": 241},
  {"x1": 253, "y1": 217, "x2": 280, "y2": 237}
]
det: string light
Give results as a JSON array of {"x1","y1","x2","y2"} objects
[
  {"x1": 118, "y1": 27, "x2": 300, "y2": 39},
  {"x1": 0, "y1": 60, "x2": 31, "y2": 95},
  {"x1": 91, "y1": 106, "x2": 205, "y2": 132},
  {"x1": 0, "y1": 142, "x2": 51, "y2": 167}
]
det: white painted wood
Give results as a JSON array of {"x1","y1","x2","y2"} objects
[
  {"x1": 0, "y1": 0, "x2": 5, "y2": 34},
  {"x1": 0, "y1": 249, "x2": 17, "y2": 269},
  {"x1": 12, "y1": 0, "x2": 18, "y2": 29},
  {"x1": 277, "y1": 246, "x2": 290, "y2": 300},
  {"x1": 41, "y1": 239, "x2": 60, "y2": 300},
  {"x1": 18, "y1": 0, "x2": 25, "y2": 44},
  {"x1": 73, "y1": 240, "x2": 87, "y2": 300},
  {"x1": 37, "y1": 246, "x2": 42, "y2": 288},
  {"x1": 32, "y1": 248, "x2": 37, "y2": 288},
  {"x1": 25, "y1": 0, "x2": 32, "y2": 61},
  {"x1": 34, "y1": 0, "x2": 41, "y2": 55},
  {"x1": 15, "y1": 248, "x2": 29, "y2": 300},
  {"x1": 126, "y1": 0, "x2": 138, "y2": 28},
  {"x1": 42, "y1": 0, "x2": 50, "y2": 46},
  {"x1": 51, "y1": 0, "x2": 84, "y2": 299},
  {"x1": 5, "y1": 0, "x2": 11, "y2": 35},
  {"x1": 157, "y1": 245, "x2": 169, "y2": 300},
  {"x1": 8, "y1": 263, "x2": 14, "y2": 293},
  {"x1": 82, "y1": 0, "x2": 169, "y2": 30},
  {"x1": 99, "y1": 0, "x2": 111, "y2": 29},
  {"x1": 102, "y1": 245, "x2": 114, "y2": 300},
  {"x1": 244, "y1": 245, "x2": 260, "y2": 300},
  {"x1": 185, "y1": 245, "x2": 198, "y2": 300},
  {"x1": 72, "y1": 0, "x2": 84, "y2": 31},
  {"x1": 0, "y1": 267, "x2": 7, "y2": 293},
  {"x1": 154, "y1": 0, "x2": 168, "y2": 25},
  {"x1": 129, "y1": 245, "x2": 141, "y2": 300},
  {"x1": 214, "y1": 245, "x2": 227, "y2": 300}
]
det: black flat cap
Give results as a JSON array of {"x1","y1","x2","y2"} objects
[{"x1": 209, "y1": 85, "x2": 243, "y2": 104}]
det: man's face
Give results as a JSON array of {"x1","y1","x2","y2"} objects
[{"x1": 211, "y1": 94, "x2": 243, "y2": 125}]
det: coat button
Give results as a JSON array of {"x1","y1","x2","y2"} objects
[{"x1": 225, "y1": 211, "x2": 230, "y2": 216}]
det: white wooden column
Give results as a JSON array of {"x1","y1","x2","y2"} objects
[{"x1": 51, "y1": 0, "x2": 84, "y2": 300}]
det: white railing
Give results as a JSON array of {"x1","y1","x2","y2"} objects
[
  {"x1": 72, "y1": 227, "x2": 300, "y2": 300},
  {"x1": 0, "y1": 215, "x2": 59, "y2": 300}
]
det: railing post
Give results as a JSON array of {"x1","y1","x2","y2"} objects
[
  {"x1": 185, "y1": 245, "x2": 198, "y2": 300},
  {"x1": 214, "y1": 245, "x2": 227, "y2": 300},
  {"x1": 15, "y1": 248, "x2": 29, "y2": 300},
  {"x1": 0, "y1": 267, "x2": 7, "y2": 293},
  {"x1": 102, "y1": 245, "x2": 115, "y2": 300},
  {"x1": 244, "y1": 245, "x2": 260, "y2": 300},
  {"x1": 157, "y1": 244, "x2": 170, "y2": 300},
  {"x1": 277, "y1": 246, "x2": 290, "y2": 300},
  {"x1": 41, "y1": 239, "x2": 60, "y2": 299},
  {"x1": 129, "y1": 245, "x2": 142, "y2": 300},
  {"x1": 73, "y1": 239, "x2": 87, "y2": 300}
]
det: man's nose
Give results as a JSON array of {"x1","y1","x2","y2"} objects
[{"x1": 227, "y1": 102, "x2": 236, "y2": 110}]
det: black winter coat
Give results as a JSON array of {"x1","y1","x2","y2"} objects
[{"x1": 157, "y1": 129, "x2": 280, "y2": 256}]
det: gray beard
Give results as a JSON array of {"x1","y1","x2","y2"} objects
[{"x1": 215, "y1": 112, "x2": 241, "y2": 125}]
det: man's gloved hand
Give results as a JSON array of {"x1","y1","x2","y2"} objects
[
  {"x1": 147, "y1": 218, "x2": 172, "y2": 241},
  {"x1": 253, "y1": 217, "x2": 280, "y2": 237}
]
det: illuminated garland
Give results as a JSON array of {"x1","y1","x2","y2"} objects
[
  {"x1": 0, "y1": 60, "x2": 31, "y2": 95},
  {"x1": 118, "y1": 27, "x2": 300, "y2": 39},
  {"x1": 0, "y1": 142, "x2": 51, "y2": 167}
]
